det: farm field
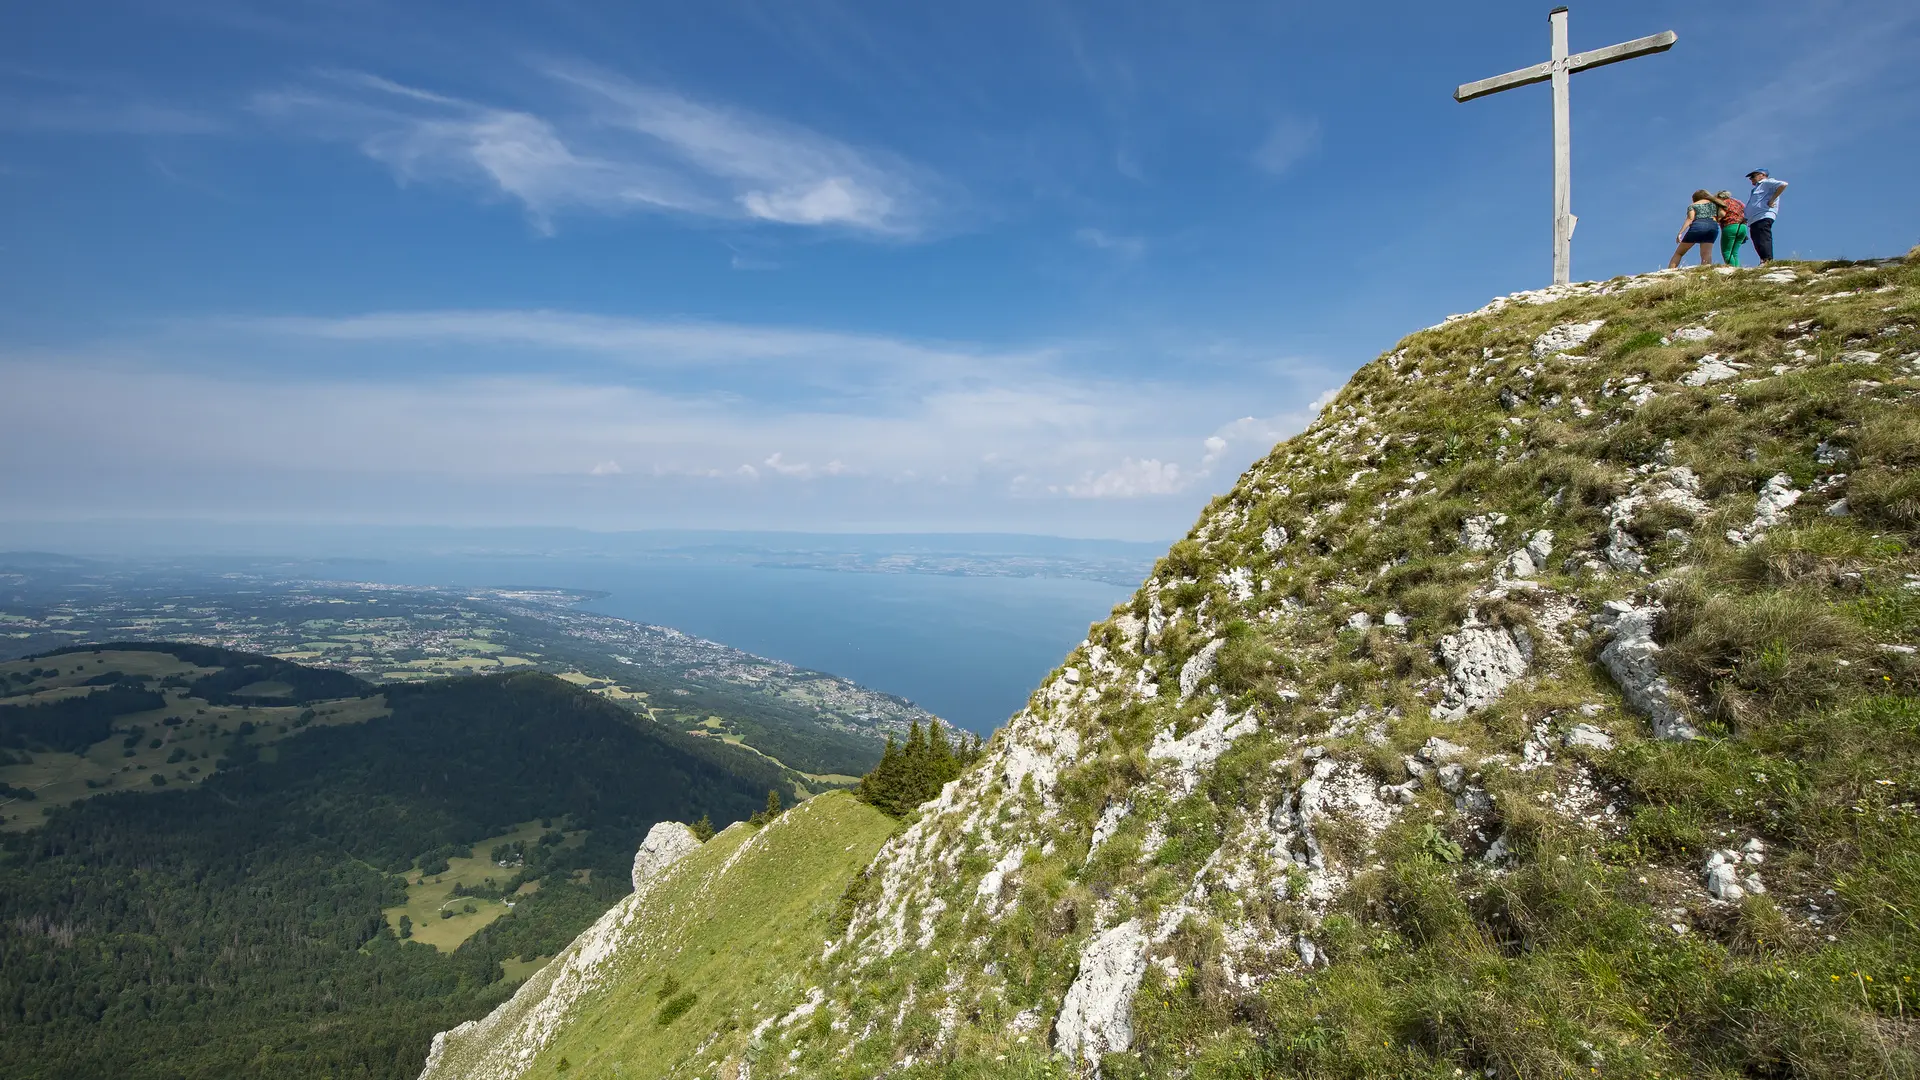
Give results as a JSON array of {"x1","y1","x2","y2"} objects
[{"x1": 384, "y1": 820, "x2": 586, "y2": 952}]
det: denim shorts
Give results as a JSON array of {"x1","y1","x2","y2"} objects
[{"x1": 1683, "y1": 222, "x2": 1719, "y2": 244}]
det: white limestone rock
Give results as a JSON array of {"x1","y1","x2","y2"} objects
[
  {"x1": 1604, "y1": 468, "x2": 1709, "y2": 572},
  {"x1": 1436, "y1": 623, "x2": 1531, "y2": 714},
  {"x1": 1148, "y1": 702, "x2": 1258, "y2": 793},
  {"x1": 1680, "y1": 354, "x2": 1742, "y2": 385},
  {"x1": 1563, "y1": 723, "x2": 1615, "y2": 751},
  {"x1": 1752, "y1": 473, "x2": 1802, "y2": 528},
  {"x1": 1459, "y1": 512, "x2": 1509, "y2": 552},
  {"x1": 421, "y1": 818, "x2": 710, "y2": 1080},
  {"x1": 1178, "y1": 638, "x2": 1224, "y2": 701},
  {"x1": 1532, "y1": 319, "x2": 1606, "y2": 358},
  {"x1": 1594, "y1": 601, "x2": 1697, "y2": 741},
  {"x1": 1220, "y1": 566, "x2": 1255, "y2": 604},
  {"x1": 1704, "y1": 844, "x2": 1767, "y2": 901},
  {"x1": 1727, "y1": 473, "x2": 1803, "y2": 545},
  {"x1": 1261, "y1": 524, "x2": 1290, "y2": 554},
  {"x1": 1087, "y1": 799, "x2": 1132, "y2": 857},
  {"x1": 1054, "y1": 920, "x2": 1150, "y2": 1066},
  {"x1": 632, "y1": 821, "x2": 703, "y2": 891},
  {"x1": 1505, "y1": 530, "x2": 1555, "y2": 578},
  {"x1": 1672, "y1": 326, "x2": 1715, "y2": 343},
  {"x1": 976, "y1": 847, "x2": 1026, "y2": 909},
  {"x1": 1482, "y1": 832, "x2": 1513, "y2": 865}
]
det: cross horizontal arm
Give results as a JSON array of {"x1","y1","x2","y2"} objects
[
  {"x1": 1566, "y1": 31, "x2": 1677, "y2": 74},
  {"x1": 1454, "y1": 60, "x2": 1553, "y2": 103}
]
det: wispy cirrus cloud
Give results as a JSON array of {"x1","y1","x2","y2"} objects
[
  {"x1": 1074, "y1": 226, "x2": 1145, "y2": 260},
  {"x1": 1253, "y1": 114, "x2": 1320, "y2": 177},
  {"x1": 252, "y1": 67, "x2": 938, "y2": 237}
]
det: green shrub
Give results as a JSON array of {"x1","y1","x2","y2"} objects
[{"x1": 655, "y1": 990, "x2": 698, "y2": 1027}]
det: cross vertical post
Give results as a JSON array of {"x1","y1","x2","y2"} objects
[
  {"x1": 1550, "y1": 7, "x2": 1572, "y2": 285},
  {"x1": 1453, "y1": 8, "x2": 1676, "y2": 286}
]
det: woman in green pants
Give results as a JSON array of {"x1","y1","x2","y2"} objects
[{"x1": 1714, "y1": 190, "x2": 1750, "y2": 267}]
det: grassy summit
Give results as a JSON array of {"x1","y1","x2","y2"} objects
[{"x1": 427, "y1": 258, "x2": 1920, "y2": 1080}]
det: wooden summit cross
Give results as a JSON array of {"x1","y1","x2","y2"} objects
[{"x1": 1455, "y1": 7, "x2": 1677, "y2": 285}]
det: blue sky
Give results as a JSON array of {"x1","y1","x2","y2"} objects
[{"x1": 3, "y1": 0, "x2": 1915, "y2": 541}]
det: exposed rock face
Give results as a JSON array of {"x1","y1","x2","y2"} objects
[
  {"x1": 1504, "y1": 530, "x2": 1555, "y2": 578},
  {"x1": 1148, "y1": 703, "x2": 1258, "y2": 793},
  {"x1": 1727, "y1": 473, "x2": 1803, "y2": 545},
  {"x1": 1177, "y1": 638, "x2": 1223, "y2": 700},
  {"x1": 1604, "y1": 468, "x2": 1709, "y2": 572},
  {"x1": 1564, "y1": 723, "x2": 1615, "y2": 750},
  {"x1": 1459, "y1": 512, "x2": 1509, "y2": 552},
  {"x1": 630, "y1": 821, "x2": 701, "y2": 891},
  {"x1": 1680, "y1": 354, "x2": 1742, "y2": 385},
  {"x1": 1532, "y1": 319, "x2": 1606, "y2": 358},
  {"x1": 1436, "y1": 622, "x2": 1531, "y2": 715},
  {"x1": 1595, "y1": 601, "x2": 1697, "y2": 741},
  {"x1": 1053, "y1": 920, "x2": 1150, "y2": 1066}
]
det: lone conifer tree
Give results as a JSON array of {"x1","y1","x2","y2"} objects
[{"x1": 749, "y1": 788, "x2": 784, "y2": 827}]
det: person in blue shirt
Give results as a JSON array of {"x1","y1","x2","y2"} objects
[{"x1": 1743, "y1": 169, "x2": 1789, "y2": 263}]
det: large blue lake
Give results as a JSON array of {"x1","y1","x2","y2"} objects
[{"x1": 349, "y1": 556, "x2": 1132, "y2": 734}]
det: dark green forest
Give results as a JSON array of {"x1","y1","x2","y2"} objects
[
  {"x1": 39, "y1": 640, "x2": 369, "y2": 704},
  {"x1": 0, "y1": 683, "x2": 167, "y2": 752},
  {"x1": 0, "y1": 662, "x2": 789, "y2": 1080}
]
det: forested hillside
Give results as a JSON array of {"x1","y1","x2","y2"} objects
[{"x1": 0, "y1": 647, "x2": 793, "y2": 1080}]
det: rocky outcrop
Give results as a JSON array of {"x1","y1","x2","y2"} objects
[
  {"x1": 630, "y1": 821, "x2": 701, "y2": 890},
  {"x1": 1726, "y1": 473, "x2": 1803, "y2": 545},
  {"x1": 1532, "y1": 319, "x2": 1606, "y2": 358},
  {"x1": 1595, "y1": 601, "x2": 1697, "y2": 741},
  {"x1": 419, "y1": 821, "x2": 707, "y2": 1080},
  {"x1": 1053, "y1": 920, "x2": 1150, "y2": 1066},
  {"x1": 1436, "y1": 622, "x2": 1531, "y2": 716}
]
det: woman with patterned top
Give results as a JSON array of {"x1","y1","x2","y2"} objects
[{"x1": 1667, "y1": 189, "x2": 1721, "y2": 269}]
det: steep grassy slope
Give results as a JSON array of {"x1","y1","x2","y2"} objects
[
  {"x1": 419, "y1": 791, "x2": 896, "y2": 1080},
  {"x1": 427, "y1": 257, "x2": 1920, "y2": 1080}
]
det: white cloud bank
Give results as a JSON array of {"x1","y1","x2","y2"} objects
[
  {"x1": 0, "y1": 310, "x2": 1339, "y2": 533},
  {"x1": 253, "y1": 67, "x2": 937, "y2": 237}
]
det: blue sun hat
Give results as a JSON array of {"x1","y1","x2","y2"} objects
[{"x1": 1746, "y1": 167, "x2": 1769, "y2": 178}]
